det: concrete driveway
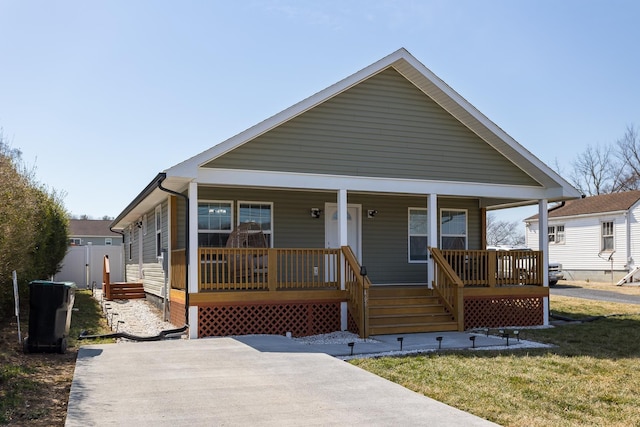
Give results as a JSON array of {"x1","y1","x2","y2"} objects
[{"x1": 66, "y1": 337, "x2": 499, "y2": 426}]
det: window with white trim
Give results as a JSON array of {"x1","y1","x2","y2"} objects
[
  {"x1": 601, "y1": 221, "x2": 614, "y2": 252},
  {"x1": 408, "y1": 208, "x2": 428, "y2": 262},
  {"x1": 198, "y1": 201, "x2": 233, "y2": 247},
  {"x1": 441, "y1": 209, "x2": 467, "y2": 250},
  {"x1": 105, "y1": 237, "x2": 113, "y2": 246},
  {"x1": 548, "y1": 225, "x2": 565, "y2": 244},
  {"x1": 155, "y1": 205, "x2": 163, "y2": 257},
  {"x1": 238, "y1": 202, "x2": 273, "y2": 247},
  {"x1": 68, "y1": 238, "x2": 81, "y2": 246}
]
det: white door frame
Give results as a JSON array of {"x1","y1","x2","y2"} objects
[{"x1": 324, "y1": 202, "x2": 362, "y2": 261}]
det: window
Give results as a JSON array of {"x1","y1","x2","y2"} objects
[
  {"x1": 198, "y1": 201, "x2": 233, "y2": 247},
  {"x1": 441, "y1": 209, "x2": 467, "y2": 250},
  {"x1": 602, "y1": 221, "x2": 614, "y2": 252},
  {"x1": 69, "y1": 238, "x2": 82, "y2": 246},
  {"x1": 105, "y1": 238, "x2": 113, "y2": 246},
  {"x1": 548, "y1": 225, "x2": 565, "y2": 244},
  {"x1": 238, "y1": 202, "x2": 273, "y2": 247},
  {"x1": 408, "y1": 208, "x2": 428, "y2": 262},
  {"x1": 155, "y1": 205, "x2": 163, "y2": 257}
]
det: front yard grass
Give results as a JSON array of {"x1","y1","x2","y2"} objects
[{"x1": 351, "y1": 295, "x2": 640, "y2": 427}]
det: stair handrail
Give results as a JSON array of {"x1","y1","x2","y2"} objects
[
  {"x1": 429, "y1": 247, "x2": 464, "y2": 331},
  {"x1": 342, "y1": 246, "x2": 371, "y2": 338}
]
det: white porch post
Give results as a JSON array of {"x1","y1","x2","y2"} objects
[
  {"x1": 538, "y1": 199, "x2": 550, "y2": 326},
  {"x1": 427, "y1": 194, "x2": 438, "y2": 289},
  {"x1": 188, "y1": 181, "x2": 199, "y2": 339},
  {"x1": 338, "y1": 189, "x2": 348, "y2": 330}
]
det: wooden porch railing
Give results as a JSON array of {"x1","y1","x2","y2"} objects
[
  {"x1": 440, "y1": 249, "x2": 543, "y2": 287},
  {"x1": 198, "y1": 248, "x2": 341, "y2": 292},
  {"x1": 342, "y1": 246, "x2": 371, "y2": 338},
  {"x1": 429, "y1": 248, "x2": 464, "y2": 331}
]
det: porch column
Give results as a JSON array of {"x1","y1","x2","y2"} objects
[
  {"x1": 188, "y1": 181, "x2": 199, "y2": 339},
  {"x1": 427, "y1": 193, "x2": 438, "y2": 288},
  {"x1": 338, "y1": 189, "x2": 348, "y2": 330},
  {"x1": 538, "y1": 199, "x2": 550, "y2": 326}
]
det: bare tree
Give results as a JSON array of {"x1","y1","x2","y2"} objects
[
  {"x1": 615, "y1": 125, "x2": 640, "y2": 191},
  {"x1": 486, "y1": 213, "x2": 525, "y2": 247},
  {"x1": 569, "y1": 143, "x2": 622, "y2": 196}
]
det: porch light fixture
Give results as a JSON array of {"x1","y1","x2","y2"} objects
[
  {"x1": 436, "y1": 336, "x2": 443, "y2": 349},
  {"x1": 310, "y1": 208, "x2": 322, "y2": 218},
  {"x1": 367, "y1": 209, "x2": 378, "y2": 218},
  {"x1": 397, "y1": 336, "x2": 404, "y2": 351}
]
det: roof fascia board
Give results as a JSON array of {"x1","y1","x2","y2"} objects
[
  {"x1": 525, "y1": 209, "x2": 629, "y2": 223},
  {"x1": 196, "y1": 167, "x2": 564, "y2": 200}
]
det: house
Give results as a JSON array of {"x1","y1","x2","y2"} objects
[
  {"x1": 525, "y1": 191, "x2": 640, "y2": 283},
  {"x1": 55, "y1": 219, "x2": 124, "y2": 287},
  {"x1": 110, "y1": 48, "x2": 580, "y2": 339},
  {"x1": 68, "y1": 219, "x2": 122, "y2": 247}
]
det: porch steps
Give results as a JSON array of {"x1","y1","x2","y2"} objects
[{"x1": 368, "y1": 286, "x2": 458, "y2": 335}]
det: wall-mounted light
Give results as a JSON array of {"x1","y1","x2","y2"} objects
[
  {"x1": 367, "y1": 209, "x2": 378, "y2": 218},
  {"x1": 135, "y1": 221, "x2": 143, "y2": 229},
  {"x1": 310, "y1": 208, "x2": 322, "y2": 218}
]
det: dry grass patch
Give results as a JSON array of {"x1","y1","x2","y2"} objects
[{"x1": 352, "y1": 296, "x2": 640, "y2": 427}]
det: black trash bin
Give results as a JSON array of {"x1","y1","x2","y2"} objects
[{"x1": 23, "y1": 281, "x2": 76, "y2": 354}]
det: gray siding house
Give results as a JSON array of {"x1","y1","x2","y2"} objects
[{"x1": 111, "y1": 49, "x2": 580, "y2": 339}]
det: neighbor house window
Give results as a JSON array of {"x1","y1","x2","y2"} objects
[
  {"x1": 441, "y1": 209, "x2": 467, "y2": 250},
  {"x1": 155, "y1": 205, "x2": 163, "y2": 257},
  {"x1": 198, "y1": 201, "x2": 233, "y2": 247},
  {"x1": 238, "y1": 202, "x2": 273, "y2": 247},
  {"x1": 548, "y1": 225, "x2": 565, "y2": 244},
  {"x1": 408, "y1": 208, "x2": 428, "y2": 262},
  {"x1": 601, "y1": 221, "x2": 614, "y2": 252},
  {"x1": 69, "y1": 238, "x2": 82, "y2": 246}
]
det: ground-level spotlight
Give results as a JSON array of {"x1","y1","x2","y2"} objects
[
  {"x1": 469, "y1": 336, "x2": 476, "y2": 348},
  {"x1": 397, "y1": 337, "x2": 404, "y2": 351},
  {"x1": 348, "y1": 342, "x2": 355, "y2": 356},
  {"x1": 436, "y1": 336, "x2": 443, "y2": 349},
  {"x1": 514, "y1": 330, "x2": 520, "y2": 342}
]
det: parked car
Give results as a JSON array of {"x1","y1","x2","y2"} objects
[
  {"x1": 487, "y1": 246, "x2": 563, "y2": 286},
  {"x1": 548, "y1": 262, "x2": 564, "y2": 286}
]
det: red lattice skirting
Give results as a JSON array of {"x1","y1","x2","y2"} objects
[
  {"x1": 464, "y1": 296, "x2": 544, "y2": 330},
  {"x1": 198, "y1": 302, "x2": 341, "y2": 338}
]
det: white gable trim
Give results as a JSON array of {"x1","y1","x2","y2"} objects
[
  {"x1": 196, "y1": 168, "x2": 564, "y2": 200},
  {"x1": 164, "y1": 48, "x2": 579, "y2": 200}
]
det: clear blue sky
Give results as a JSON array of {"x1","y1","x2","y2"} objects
[{"x1": 1, "y1": 1, "x2": 638, "y2": 223}]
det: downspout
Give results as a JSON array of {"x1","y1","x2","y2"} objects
[
  {"x1": 109, "y1": 227, "x2": 126, "y2": 282},
  {"x1": 157, "y1": 175, "x2": 190, "y2": 327}
]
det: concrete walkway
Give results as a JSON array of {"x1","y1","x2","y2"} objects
[{"x1": 66, "y1": 334, "x2": 507, "y2": 426}]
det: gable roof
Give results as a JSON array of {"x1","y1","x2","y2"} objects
[
  {"x1": 526, "y1": 191, "x2": 640, "y2": 221},
  {"x1": 164, "y1": 48, "x2": 577, "y2": 196},
  {"x1": 111, "y1": 48, "x2": 581, "y2": 231},
  {"x1": 70, "y1": 219, "x2": 121, "y2": 237}
]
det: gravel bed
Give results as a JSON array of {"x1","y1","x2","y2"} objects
[{"x1": 93, "y1": 289, "x2": 182, "y2": 342}]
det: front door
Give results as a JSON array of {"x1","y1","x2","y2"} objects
[{"x1": 325, "y1": 203, "x2": 361, "y2": 261}]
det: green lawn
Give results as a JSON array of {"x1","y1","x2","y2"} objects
[{"x1": 351, "y1": 296, "x2": 640, "y2": 427}]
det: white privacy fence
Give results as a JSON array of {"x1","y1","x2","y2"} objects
[{"x1": 55, "y1": 244, "x2": 124, "y2": 288}]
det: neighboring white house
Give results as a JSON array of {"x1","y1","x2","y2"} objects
[{"x1": 525, "y1": 191, "x2": 640, "y2": 283}]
